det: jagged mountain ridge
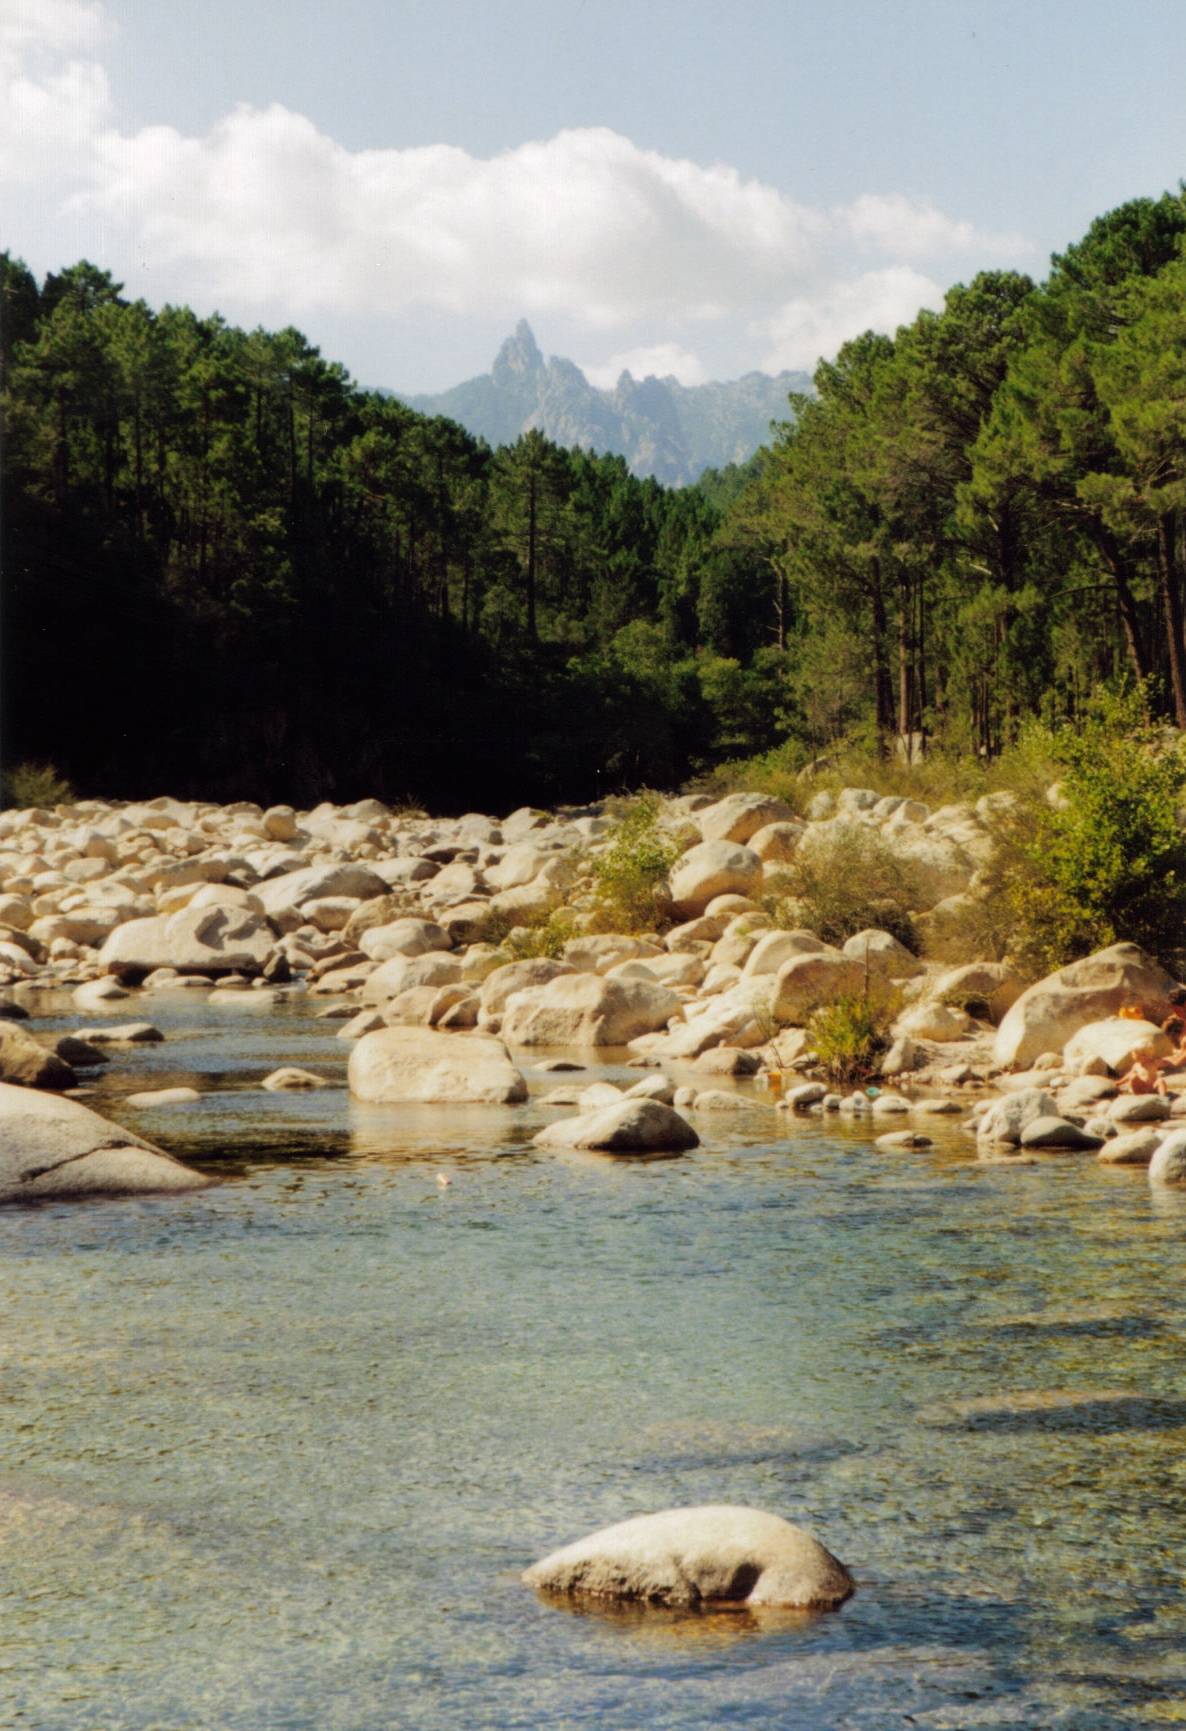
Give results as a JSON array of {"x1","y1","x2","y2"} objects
[{"x1": 401, "y1": 321, "x2": 808, "y2": 485}]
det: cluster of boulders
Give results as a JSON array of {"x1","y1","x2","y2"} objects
[{"x1": 3, "y1": 786, "x2": 1186, "y2": 1196}]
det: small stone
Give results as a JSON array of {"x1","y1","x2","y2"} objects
[
  {"x1": 125, "y1": 1087, "x2": 201, "y2": 1108},
  {"x1": 80, "y1": 1022, "x2": 165, "y2": 1045},
  {"x1": 1019, "y1": 1115, "x2": 1103, "y2": 1150},
  {"x1": 262, "y1": 1067, "x2": 330, "y2": 1090},
  {"x1": 785, "y1": 1081, "x2": 827, "y2": 1109},
  {"x1": 1098, "y1": 1129, "x2": 1163, "y2": 1166},
  {"x1": 692, "y1": 1089, "x2": 757, "y2": 1112},
  {"x1": 1109, "y1": 1093, "x2": 1172, "y2": 1123},
  {"x1": 876, "y1": 1130, "x2": 933, "y2": 1149}
]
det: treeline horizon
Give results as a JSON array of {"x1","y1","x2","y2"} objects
[{"x1": 3, "y1": 185, "x2": 1186, "y2": 810}]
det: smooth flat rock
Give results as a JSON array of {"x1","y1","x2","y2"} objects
[
  {"x1": 0, "y1": 1082, "x2": 210, "y2": 1202},
  {"x1": 86, "y1": 1022, "x2": 164, "y2": 1044},
  {"x1": 523, "y1": 1505, "x2": 853, "y2": 1610},
  {"x1": 124, "y1": 1088, "x2": 201, "y2": 1108}
]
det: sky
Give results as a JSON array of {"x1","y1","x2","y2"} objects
[{"x1": 3, "y1": 0, "x2": 1186, "y2": 393}]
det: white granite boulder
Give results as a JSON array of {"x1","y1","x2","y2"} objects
[{"x1": 523, "y1": 1505, "x2": 852, "y2": 1609}]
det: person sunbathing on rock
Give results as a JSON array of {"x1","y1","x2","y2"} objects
[{"x1": 1116, "y1": 1047, "x2": 1170, "y2": 1096}]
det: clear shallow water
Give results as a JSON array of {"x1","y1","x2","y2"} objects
[{"x1": 4, "y1": 991, "x2": 1186, "y2": 1729}]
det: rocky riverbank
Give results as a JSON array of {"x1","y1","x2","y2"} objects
[{"x1": 3, "y1": 786, "x2": 1186, "y2": 1196}]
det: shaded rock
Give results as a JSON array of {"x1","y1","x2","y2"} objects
[
  {"x1": 0, "y1": 1082, "x2": 210, "y2": 1202},
  {"x1": 0, "y1": 1024, "x2": 75, "y2": 1090},
  {"x1": 53, "y1": 1034, "x2": 108, "y2": 1066},
  {"x1": 694, "y1": 1046, "x2": 761, "y2": 1076},
  {"x1": 876, "y1": 1130, "x2": 933, "y2": 1149},
  {"x1": 1018, "y1": 1115, "x2": 1103, "y2": 1150},
  {"x1": 347, "y1": 1027, "x2": 526, "y2": 1104},
  {"x1": 930, "y1": 961, "x2": 1024, "y2": 1023},
  {"x1": 523, "y1": 1505, "x2": 852, "y2": 1610},
  {"x1": 691, "y1": 1088, "x2": 758, "y2": 1112},
  {"x1": 842, "y1": 928, "x2": 924, "y2": 980}
]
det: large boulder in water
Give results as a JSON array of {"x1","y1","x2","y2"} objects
[
  {"x1": 523, "y1": 1505, "x2": 853, "y2": 1609},
  {"x1": 0, "y1": 1083, "x2": 211, "y2": 1203},
  {"x1": 99, "y1": 905, "x2": 276, "y2": 979},
  {"x1": 993, "y1": 944, "x2": 1179, "y2": 1070},
  {"x1": 533, "y1": 1098, "x2": 699, "y2": 1153},
  {"x1": 347, "y1": 1026, "x2": 527, "y2": 1104}
]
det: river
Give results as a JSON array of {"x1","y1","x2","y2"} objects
[{"x1": 2, "y1": 988, "x2": 1185, "y2": 1729}]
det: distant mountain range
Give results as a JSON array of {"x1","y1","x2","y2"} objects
[{"x1": 400, "y1": 322, "x2": 809, "y2": 486}]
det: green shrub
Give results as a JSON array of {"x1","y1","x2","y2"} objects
[
  {"x1": 768, "y1": 821, "x2": 921, "y2": 948},
  {"x1": 1, "y1": 761, "x2": 75, "y2": 808},
  {"x1": 806, "y1": 991, "x2": 899, "y2": 1085},
  {"x1": 589, "y1": 794, "x2": 681, "y2": 934},
  {"x1": 998, "y1": 687, "x2": 1186, "y2": 975},
  {"x1": 502, "y1": 907, "x2": 581, "y2": 960}
]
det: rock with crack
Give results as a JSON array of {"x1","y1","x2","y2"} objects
[
  {"x1": 523, "y1": 1505, "x2": 853, "y2": 1609},
  {"x1": 0, "y1": 1083, "x2": 211, "y2": 1203}
]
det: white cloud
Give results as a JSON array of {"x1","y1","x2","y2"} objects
[
  {"x1": 581, "y1": 342, "x2": 709, "y2": 389},
  {"x1": 0, "y1": 0, "x2": 106, "y2": 56},
  {"x1": 838, "y1": 192, "x2": 1028, "y2": 260},
  {"x1": 0, "y1": 2, "x2": 1033, "y2": 385},
  {"x1": 79, "y1": 113, "x2": 827, "y2": 325},
  {"x1": 0, "y1": 0, "x2": 109, "y2": 179},
  {"x1": 760, "y1": 267, "x2": 947, "y2": 372}
]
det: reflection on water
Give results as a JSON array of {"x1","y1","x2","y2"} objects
[{"x1": 2, "y1": 988, "x2": 1186, "y2": 1728}]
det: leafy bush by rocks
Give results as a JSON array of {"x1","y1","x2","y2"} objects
[
  {"x1": 589, "y1": 795, "x2": 681, "y2": 934},
  {"x1": 998, "y1": 690, "x2": 1186, "y2": 975},
  {"x1": 806, "y1": 991, "x2": 899, "y2": 1085},
  {"x1": 2, "y1": 761, "x2": 74, "y2": 809},
  {"x1": 501, "y1": 908, "x2": 581, "y2": 961},
  {"x1": 767, "y1": 822, "x2": 921, "y2": 948}
]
